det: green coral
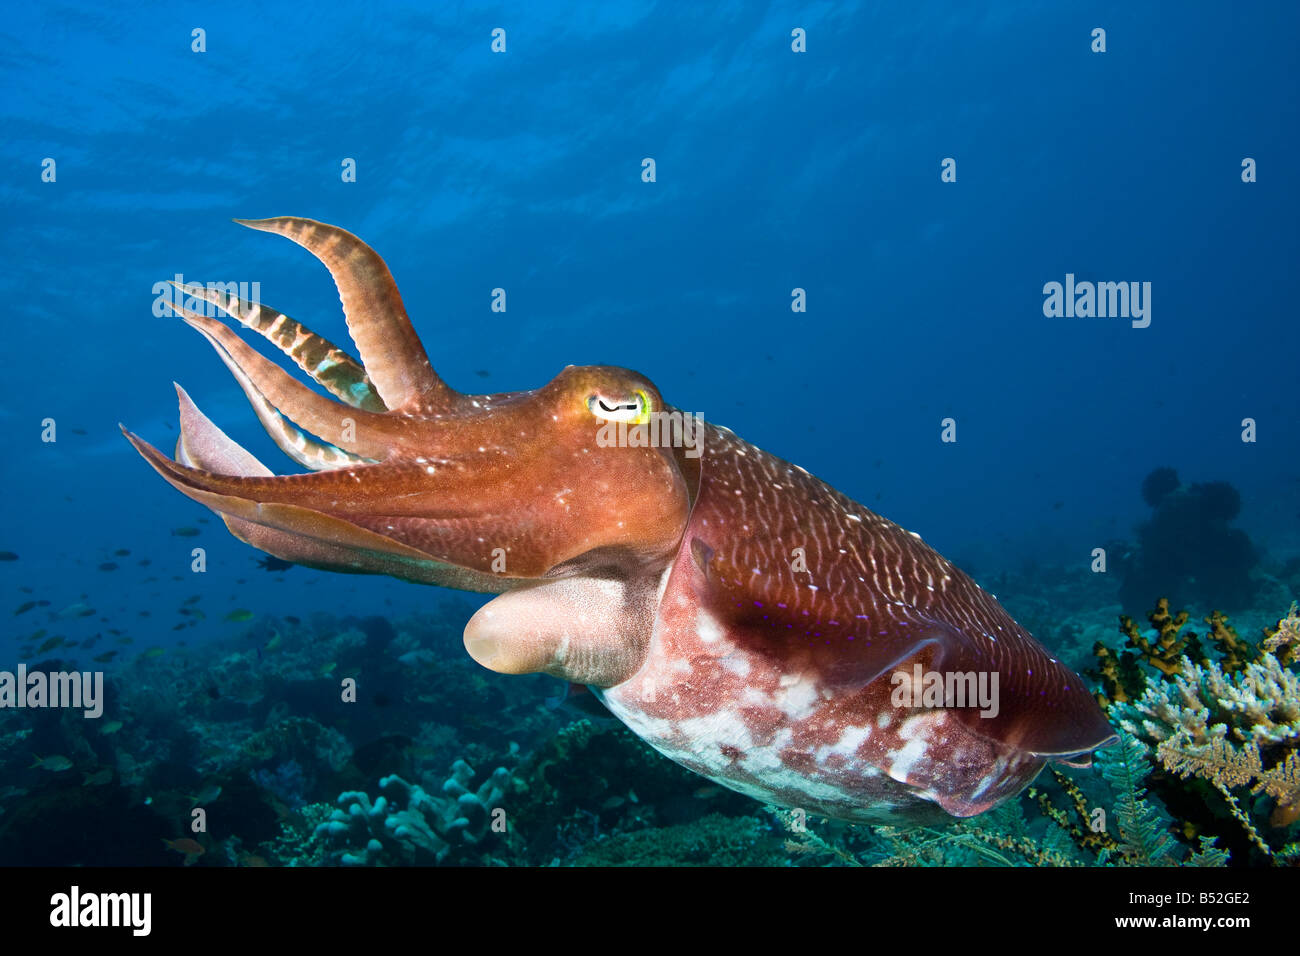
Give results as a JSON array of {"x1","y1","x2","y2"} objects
[{"x1": 569, "y1": 814, "x2": 784, "y2": 866}]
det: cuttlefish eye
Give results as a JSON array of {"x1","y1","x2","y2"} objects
[{"x1": 587, "y1": 389, "x2": 652, "y2": 424}]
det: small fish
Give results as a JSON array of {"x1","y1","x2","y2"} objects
[
  {"x1": 114, "y1": 548, "x2": 130, "y2": 556},
  {"x1": 98, "y1": 562, "x2": 119, "y2": 572},
  {"x1": 100, "y1": 720, "x2": 124, "y2": 735},
  {"x1": 693, "y1": 785, "x2": 723, "y2": 800},
  {"x1": 225, "y1": 609, "x2": 254, "y2": 622},
  {"x1": 137, "y1": 559, "x2": 151, "y2": 567},
  {"x1": 162, "y1": 838, "x2": 205, "y2": 865},
  {"x1": 117, "y1": 636, "x2": 134, "y2": 644},
  {"x1": 600, "y1": 795, "x2": 626, "y2": 810},
  {"x1": 37, "y1": 636, "x2": 66, "y2": 653},
  {"x1": 264, "y1": 632, "x2": 282, "y2": 652},
  {"x1": 284, "y1": 615, "x2": 301, "y2": 625},
  {"x1": 183, "y1": 595, "x2": 201, "y2": 605},
  {"x1": 76, "y1": 608, "x2": 96, "y2": 618},
  {"x1": 237, "y1": 852, "x2": 269, "y2": 867},
  {"x1": 93, "y1": 651, "x2": 118, "y2": 663},
  {"x1": 14, "y1": 601, "x2": 36, "y2": 615},
  {"x1": 0, "y1": 551, "x2": 19, "y2": 561},
  {"x1": 317, "y1": 661, "x2": 337, "y2": 677},
  {"x1": 83, "y1": 768, "x2": 113, "y2": 787},
  {"x1": 30, "y1": 754, "x2": 73, "y2": 772},
  {"x1": 171, "y1": 527, "x2": 201, "y2": 537},
  {"x1": 57, "y1": 602, "x2": 91, "y2": 619},
  {"x1": 398, "y1": 649, "x2": 435, "y2": 667},
  {"x1": 256, "y1": 556, "x2": 295, "y2": 572},
  {"x1": 186, "y1": 784, "x2": 222, "y2": 807},
  {"x1": 141, "y1": 646, "x2": 166, "y2": 658},
  {"x1": 70, "y1": 427, "x2": 88, "y2": 436}
]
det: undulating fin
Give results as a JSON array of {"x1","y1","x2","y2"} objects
[
  {"x1": 233, "y1": 217, "x2": 453, "y2": 412},
  {"x1": 167, "y1": 302, "x2": 392, "y2": 461},
  {"x1": 168, "y1": 282, "x2": 386, "y2": 412}
]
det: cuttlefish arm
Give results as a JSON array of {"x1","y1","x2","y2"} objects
[{"x1": 126, "y1": 217, "x2": 692, "y2": 606}]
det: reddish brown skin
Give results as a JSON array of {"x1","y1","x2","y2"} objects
[{"x1": 125, "y1": 217, "x2": 1116, "y2": 823}]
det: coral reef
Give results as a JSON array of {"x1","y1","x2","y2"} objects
[
  {"x1": 569, "y1": 814, "x2": 785, "y2": 866},
  {"x1": 1116, "y1": 469, "x2": 1258, "y2": 613},
  {"x1": 314, "y1": 761, "x2": 516, "y2": 865},
  {"x1": 1107, "y1": 604, "x2": 1300, "y2": 862}
]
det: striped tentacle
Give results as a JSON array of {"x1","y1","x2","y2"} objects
[
  {"x1": 233, "y1": 217, "x2": 455, "y2": 412},
  {"x1": 166, "y1": 301, "x2": 391, "y2": 463},
  {"x1": 168, "y1": 282, "x2": 386, "y2": 412}
]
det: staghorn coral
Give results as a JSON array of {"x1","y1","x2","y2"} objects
[
  {"x1": 315, "y1": 760, "x2": 515, "y2": 865},
  {"x1": 1092, "y1": 599, "x2": 1204, "y2": 706},
  {"x1": 1262, "y1": 602, "x2": 1300, "y2": 667},
  {"x1": 1113, "y1": 612, "x2": 1300, "y2": 859},
  {"x1": 1115, "y1": 651, "x2": 1300, "y2": 753},
  {"x1": 1203, "y1": 610, "x2": 1254, "y2": 673},
  {"x1": 1122, "y1": 599, "x2": 1197, "y2": 676}
]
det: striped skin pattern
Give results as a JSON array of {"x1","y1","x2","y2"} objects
[
  {"x1": 126, "y1": 218, "x2": 1116, "y2": 823},
  {"x1": 599, "y1": 424, "x2": 1116, "y2": 821}
]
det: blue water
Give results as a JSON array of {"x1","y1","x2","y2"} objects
[{"x1": 2, "y1": 1, "x2": 1297, "y2": 642}]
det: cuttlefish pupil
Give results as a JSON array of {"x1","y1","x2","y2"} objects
[{"x1": 125, "y1": 217, "x2": 1116, "y2": 823}]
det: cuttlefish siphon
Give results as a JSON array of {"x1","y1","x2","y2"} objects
[{"x1": 125, "y1": 218, "x2": 1116, "y2": 823}]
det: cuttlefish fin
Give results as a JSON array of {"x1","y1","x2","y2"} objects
[
  {"x1": 168, "y1": 282, "x2": 386, "y2": 412},
  {"x1": 166, "y1": 301, "x2": 390, "y2": 462},
  {"x1": 233, "y1": 217, "x2": 453, "y2": 412}
]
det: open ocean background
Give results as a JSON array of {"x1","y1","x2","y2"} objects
[{"x1": 0, "y1": 1, "x2": 1297, "y2": 869}]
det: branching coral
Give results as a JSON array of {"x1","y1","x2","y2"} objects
[
  {"x1": 1092, "y1": 599, "x2": 1204, "y2": 705},
  {"x1": 1116, "y1": 651, "x2": 1300, "y2": 753},
  {"x1": 1121, "y1": 599, "x2": 1198, "y2": 676},
  {"x1": 1113, "y1": 613, "x2": 1300, "y2": 859},
  {"x1": 1262, "y1": 602, "x2": 1300, "y2": 667},
  {"x1": 315, "y1": 760, "x2": 515, "y2": 865}
]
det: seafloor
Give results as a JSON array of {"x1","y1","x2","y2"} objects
[{"x1": 2, "y1": 487, "x2": 1298, "y2": 866}]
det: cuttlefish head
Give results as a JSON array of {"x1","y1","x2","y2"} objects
[{"x1": 124, "y1": 218, "x2": 693, "y2": 597}]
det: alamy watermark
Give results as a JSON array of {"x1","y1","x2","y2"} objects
[
  {"x1": 890, "y1": 664, "x2": 999, "y2": 718},
  {"x1": 0, "y1": 665, "x2": 103, "y2": 718},
  {"x1": 151, "y1": 274, "x2": 261, "y2": 318},
  {"x1": 596, "y1": 410, "x2": 704, "y2": 459},
  {"x1": 1042, "y1": 273, "x2": 1151, "y2": 328}
]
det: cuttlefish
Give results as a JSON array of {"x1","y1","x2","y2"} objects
[{"x1": 125, "y1": 218, "x2": 1116, "y2": 822}]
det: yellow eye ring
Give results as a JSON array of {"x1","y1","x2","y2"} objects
[{"x1": 587, "y1": 389, "x2": 653, "y2": 425}]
